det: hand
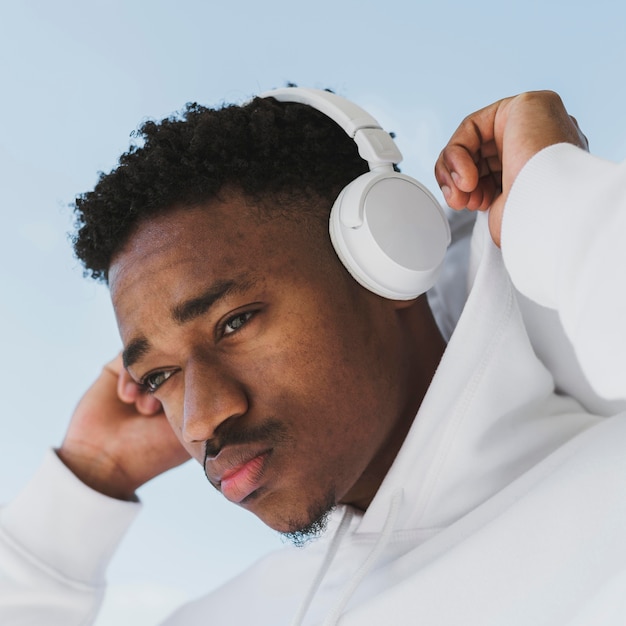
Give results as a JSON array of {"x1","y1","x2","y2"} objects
[
  {"x1": 58, "y1": 354, "x2": 190, "y2": 500},
  {"x1": 434, "y1": 90, "x2": 588, "y2": 246}
]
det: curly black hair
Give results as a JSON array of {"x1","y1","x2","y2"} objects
[{"x1": 72, "y1": 94, "x2": 371, "y2": 282}]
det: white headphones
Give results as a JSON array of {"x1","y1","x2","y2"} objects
[{"x1": 261, "y1": 87, "x2": 450, "y2": 300}]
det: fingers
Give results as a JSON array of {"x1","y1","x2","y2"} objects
[
  {"x1": 118, "y1": 369, "x2": 162, "y2": 415},
  {"x1": 569, "y1": 115, "x2": 589, "y2": 151},
  {"x1": 437, "y1": 89, "x2": 589, "y2": 251},
  {"x1": 105, "y1": 352, "x2": 163, "y2": 416},
  {"x1": 135, "y1": 391, "x2": 163, "y2": 416},
  {"x1": 117, "y1": 365, "x2": 138, "y2": 402},
  {"x1": 435, "y1": 143, "x2": 501, "y2": 212},
  {"x1": 435, "y1": 101, "x2": 507, "y2": 212}
]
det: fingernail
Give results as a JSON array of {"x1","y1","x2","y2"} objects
[
  {"x1": 441, "y1": 185, "x2": 451, "y2": 200},
  {"x1": 451, "y1": 171, "x2": 461, "y2": 185}
]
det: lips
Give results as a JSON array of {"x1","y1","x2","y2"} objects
[{"x1": 207, "y1": 447, "x2": 272, "y2": 503}]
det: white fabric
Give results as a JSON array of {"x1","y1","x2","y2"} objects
[
  {"x1": 0, "y1": 449, "x2": 140, "y2": 625},
  {"x1": 1, "y1": 144, "x2": 625, "y2": 625},
  {"x1": 503, "y1": 143, "x2": 626, "y2": 402}
]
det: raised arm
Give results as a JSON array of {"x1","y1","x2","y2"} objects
[
  {"x1": 58, "y1": 353, "x2": 190, "y2": 500},
  {"x1": 0, "y1": 355, "x2": 190, "y2": 625},
  {"x1": 434, "y1": 90, "x2": 588, "y2": 246},
  {"x1": 436, "y1": 90, "x2": 625, "y2": 402}
]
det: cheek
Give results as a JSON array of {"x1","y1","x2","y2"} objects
[{"x1": 250, "y1": 322, "x2": 391, "y2": 437}]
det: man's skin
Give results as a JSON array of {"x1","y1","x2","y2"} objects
[
  {"x1": 435, "y1": 90, "x2": 587, "y2": 246},
  {"x1": 57, "y1": 90, "x2": 588, "y2": 533},
  {"x1": 60, "y1": 191, "x2": 446, "y2": 532}
]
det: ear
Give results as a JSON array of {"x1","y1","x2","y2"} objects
[{"x1": 329, "y1": 171, "x2": 450, "y2": 300}]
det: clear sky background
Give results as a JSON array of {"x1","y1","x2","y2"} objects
[{"x1": 1, "y1": 1, "x2": 625, "y2": 624}]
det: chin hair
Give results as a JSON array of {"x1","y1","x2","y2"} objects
[{"x1": 280, "y1": 492, "x2": 336, "y2": 548}]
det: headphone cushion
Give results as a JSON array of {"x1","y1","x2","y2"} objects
[{"x1": 329, "y1": 171, "x2": 451, "y2": 300}]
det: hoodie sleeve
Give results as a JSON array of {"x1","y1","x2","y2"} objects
[
  {"x1": 0, "y1": 449, "x2": 140, "y2": 626},
  {"x1": 501, "y1": 143, "x2": 626, "y2": 402}
]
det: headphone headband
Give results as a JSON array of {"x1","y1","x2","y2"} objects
[
  {"x1": 261, "y1": 88, "x2": 403, "y2": 169},
  {"x1": 259, "y1": 87, "x2": 451, "y2": 300}
]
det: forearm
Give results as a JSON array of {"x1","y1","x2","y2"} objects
[
  {"x1": 502, "y1": 143, "x2": 626, "y2": 400},
  {"x1": 0, "y1": 450, "x2": 140, "y2": 625}
]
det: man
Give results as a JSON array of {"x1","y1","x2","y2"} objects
[{"x1": 1, "y1": 89, "x2": 625, "y2": 625}]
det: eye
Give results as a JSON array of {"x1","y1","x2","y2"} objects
[
  {"x1": 141, "y1": 369, "x2": 176, "y2": 393},
  {"x1": 222, "y1": 311, "x2": 255, "y2": 336}
]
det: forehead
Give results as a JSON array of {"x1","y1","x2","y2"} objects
[
  {"x1": 113, "y1": 200, "x2": 265, "y2": 271},
  {"x1": 107, "y1": 197, "x2": 332, "y2": 326}
]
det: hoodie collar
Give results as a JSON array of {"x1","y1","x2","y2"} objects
[{"x1": 356, "y1": 215, "x2": 600, "y2": 536}]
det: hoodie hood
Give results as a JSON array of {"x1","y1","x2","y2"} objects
[
  {"x1": 284, "y1": 213, "x2": 602, "y2": 626},
  {"x1": 357, "y1": 213, "x2": 599, "y2": 537}
]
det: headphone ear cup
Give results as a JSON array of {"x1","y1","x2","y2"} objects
[{"x1": 329, "y1": 171, "x2": 451, "y2": 300}]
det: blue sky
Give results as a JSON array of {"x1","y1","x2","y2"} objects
[{"x1": 1, "y1": 1, "x2": 625, "y2": 623}]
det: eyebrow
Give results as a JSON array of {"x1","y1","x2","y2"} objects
[
  {"x1": 171, "y1": 278, "x2": 247, "y2": 324},
  {"x1": 122, "y1": 277, "x2": 257, "y2": 370},
  {"x1": 122, "y1": 337, "x2": 150, "y2": 370}
]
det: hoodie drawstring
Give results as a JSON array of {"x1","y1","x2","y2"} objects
[
  {"x1": 290, "y1": 505, "x2": 355, "y2": 626},
  {"x1": 322, "y1": 489, "x2": 403, "y2": 626},
  {"x1": 291, "y1": 488, "x2": 404, "y2": 626}
]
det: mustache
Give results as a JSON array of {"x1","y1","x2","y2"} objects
[{"x1": 204, "y1": 418, "x2": 290, "y2": 459}]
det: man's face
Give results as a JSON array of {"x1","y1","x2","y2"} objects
[{"x1": 109, "y1": 195, "x2": 416, "y2": 533}]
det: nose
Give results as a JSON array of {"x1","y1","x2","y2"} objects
[{"x1": 181, "y1": 359, "x2": 248, "y2": 444}]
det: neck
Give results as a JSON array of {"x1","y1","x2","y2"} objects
[
  {"x1": 402, "y1": 295, "x2": 448, "y2": 415},
  {"x1": 342, "y1": 295, "x2": 447, "y2": 511}
]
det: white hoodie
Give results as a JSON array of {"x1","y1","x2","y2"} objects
[{"x1": 1, "y1": 144, "x2": 626, "y2": 625}]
